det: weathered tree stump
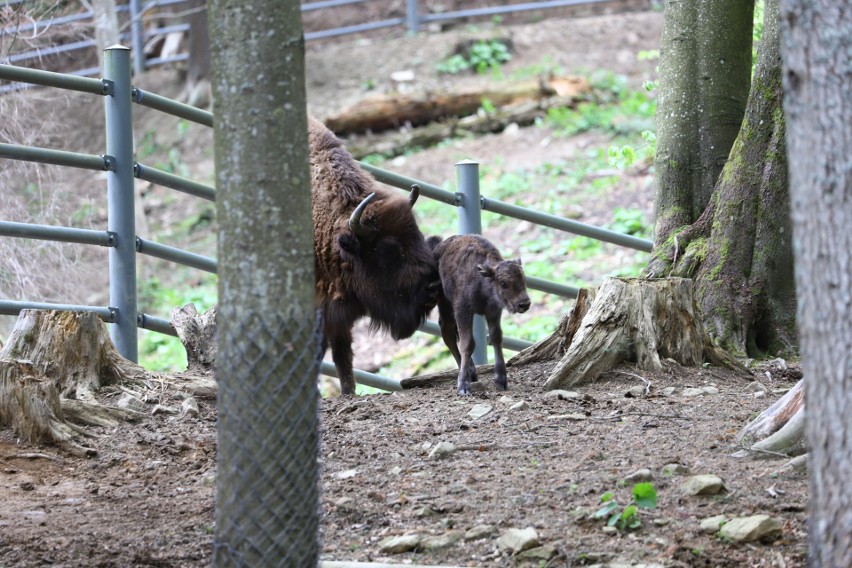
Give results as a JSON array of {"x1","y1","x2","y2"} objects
[
  {"x1": 511, "y1": 278, "x2": 750, "y2": 390},
  {"x1": 0, "y1": 310, "x2": 152, "y2": 453}
]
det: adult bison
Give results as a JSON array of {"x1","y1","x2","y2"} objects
[{"x1": 309, "y1": 117, "x2": 439, "y2": 395}]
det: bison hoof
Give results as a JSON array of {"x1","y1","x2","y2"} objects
[
  {"x1": 457, "y1": 381, "x2": 471, "y2": 395},
  {"x1": 494, "y1": 381, "x2": 508, "y2": 391}
]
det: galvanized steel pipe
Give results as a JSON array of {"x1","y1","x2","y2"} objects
[{"x1": 104, "y1": 45, "x2": 138, "y2": 362}]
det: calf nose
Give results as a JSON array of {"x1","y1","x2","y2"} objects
[{"x1": 518, "y1": 298, "x2": 531, "y2": 313}]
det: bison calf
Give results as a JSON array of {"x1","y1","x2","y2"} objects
[{"x1": 429, "y1": 235, "x2": 531, "y2": 394}]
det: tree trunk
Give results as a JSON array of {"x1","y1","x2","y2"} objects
[
  {"x1": 183, "y1": 0, "x2": 211, "y2": 107},
  {"x1": 84, "y1": 0, "x2": 120, "y2": 71},
  {"x1": 781, "y1": 0, "x2": 852, "y2": 564},
  {"x1": 209, "y1": 0, "x2": 320, "y2": 564},
  {"x1": 648, "y1": 0, "x2": 796, "y2": 357},
  {"x1": 537, "y1": 278, "x2": 749, "y2": 390},
  {"x1": 652, "y1": 0, "x2": 754, "y2": 244},
  {"x1": 0, "y1": 310, "x2": 150, "y2": 454}
]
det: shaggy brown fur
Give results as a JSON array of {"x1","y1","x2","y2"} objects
[
  {"x1": 308, "y1": 118, "x2": 438, "y2": 395},
  {"x1": 428, "y1": 235, "x2": 530, "y2": 394}
]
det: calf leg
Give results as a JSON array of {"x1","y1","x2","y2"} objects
[
  {"x1": 437, "y1": 296, "x2": 461, "y2": 366},
  {"x1": 486, "y1": 311, "x2": 508, "y2": 390},
  {"x1": 455, "y1": 306, "x2": 478, "y2": 395}
]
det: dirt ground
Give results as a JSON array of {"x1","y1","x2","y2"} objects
[{"x1": 0, "y1": 4, "x2": 809, "y2": 568}]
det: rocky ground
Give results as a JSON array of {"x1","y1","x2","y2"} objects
[{"x1": 0, "y1": 3, "x2": 808, "y2": 567}]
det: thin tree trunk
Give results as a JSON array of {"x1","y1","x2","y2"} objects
[
  {"x1": 781, "y1": 1, "x2": 852, "y2": 565},
  {"x1": 209, "y1": 0, "x2": 320, "y2": 565}
]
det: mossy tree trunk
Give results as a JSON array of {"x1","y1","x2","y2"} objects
[
  {"x1": 647, "y1": 0, "x2": 796, "y2": 357},
  {"x1": 653, "y1": 0, "x2": 754, "y2": 242}
]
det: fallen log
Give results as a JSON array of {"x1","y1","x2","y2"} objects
[{"x1": 324, "y1": 75, "x2": 589, "y2": 136}]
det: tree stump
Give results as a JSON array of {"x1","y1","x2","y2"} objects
[
  {"x1": 0, "y1": 310, "x2": 151, "y2": 453},
  {"x1": 517, "y1": 278, "x2": 750, "y2": 390}
]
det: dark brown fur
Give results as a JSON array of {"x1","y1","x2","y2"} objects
[
  {"x1": 428, "y1": 234, "x2": 530, "y2": 394},
  {"x1": 309, "y1": 117, "x2": 438, "y2": 394}
]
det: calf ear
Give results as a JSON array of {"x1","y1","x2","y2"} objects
[
  {"x1": 515, "y1": 258, "x2": 523, "y2": 266},
  {"x1": 477, "y1": 263, "x2": 495, "y2": 278},
  {"x1": 337, "y1": 234, "x2": 361, "y2": 262}
]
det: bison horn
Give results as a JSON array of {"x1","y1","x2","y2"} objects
[
  {"x1": 349, "y1": 192, "x2": 378, "y2": 238},
  {"x1": 409, "y1": 184, "x2": 421, "y2": 208}
]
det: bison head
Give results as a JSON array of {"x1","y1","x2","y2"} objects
[
  {"x1": 337, "y1": 186, "x2": 439, "y2": 340},
  {"x1": 477, "y1": 259, "x2": 531, "y2": 314}
]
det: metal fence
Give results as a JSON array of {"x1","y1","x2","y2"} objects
[
  {"x1": 0, "y1": 49, "x2": 651, "y2": 390},
  {"x1": 1, "y1": 0, "x2": 615, "y2": 87}
]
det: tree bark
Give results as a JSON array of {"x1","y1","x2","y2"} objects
[
  {"x1": 539, "y1": 278, "x2": 749, "y2": 390},
  {"x1": 0, "y1": 310, "x2": 151, "y2": 454},
  {"x1": 209, "y1": 0, "x2": 320, "y2": 564},
  {"x1": 648, "y1": 0, "x2": 796, "y2": 358},
  {"x1": 652, "y1": 0, "x2": 754, "y2": 245},
  {"x1": 781, "y1": 0, "x2": 852, "y2": 564}
]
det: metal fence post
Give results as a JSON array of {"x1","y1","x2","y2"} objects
[
  {"x1": 129, "y1": 0, "x2": 146, "y2": 75},
  {"x1": 456, "y1": 159, "x2": 487, "y2": 365},
  {"x1": 405, "y1": 0, "x2": 420, "y2": 33},
  {"x1": 104, "y1": 45, "x2": 138, "y2": 362}
]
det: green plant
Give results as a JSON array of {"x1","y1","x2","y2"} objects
[
  {"x1": 468, "y1": 40, "x2": 511, "y2": 74},
  {"x1": 608, "y1": 208, "x2": 650, "y2": 238},
  {"x1": 436, "y1": 40, "x2": 512, "y2": 75},
  {"x1": 592, "y1": 483, "x2": 657, "y2": 531}
]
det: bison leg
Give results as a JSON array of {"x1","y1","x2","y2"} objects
[
  {"x1": 437, "y1": 296, "x2": 461, "y2": 366},
  {"x1": 486, "y1": 311, "x2": 508, "y2": 391},
  {"x1": 328, "y1": 328, "x2": 357, "y2": 396},
  {"x1": 455, "y1": 307, "x2": 478, "y2": 395}
]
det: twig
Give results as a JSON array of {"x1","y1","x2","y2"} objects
[
  {"x1": 3, "y1": 452, "x2": 62, "y2": 462},
  {"x1": 614, "y1": 370, "x2": 651, "y2": 395},
  {"x1": 454, "y1": 440, "x2": 558, "y2": 451}
]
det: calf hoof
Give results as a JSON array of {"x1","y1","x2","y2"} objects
[
  {"x1": 457, "y1": 379, "x2": 471, "y2": 395},
  {"x1": 494, "y1": 378, "x2": 508, "y2": 391}
]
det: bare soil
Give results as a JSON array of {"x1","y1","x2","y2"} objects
[{"x1": 0, "y1": 5, "x2": 808, "y2": 568}]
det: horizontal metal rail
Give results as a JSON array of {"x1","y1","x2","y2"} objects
[
  {"x1": 305, "y1": 18, "x2": 405, "y2": 41},
  {"x1": 0, "y1": 142, "x2": 109, "y2": 171},
  {"x1": 145, "y1": 52, "x2": 190, "y2": 67},
  {"x1": 0, "y1": 221, "x2": 113, "y2": 247},
  {"x1": 420, "y1": 0, "x2": 610, "y2": 23},
  {"x1": 132, "y1": 87, "x2": 213, "y2": 127},
  {"x1": 358, "y1": 162, "x2": 459, "y2": 205},
  {"x1": 136, "y1": 237, "x2": 218, "y2": 274},
  {"x1": 0, "y1": 63, "x2": 105, "y2": 94},
  {"x1": 135, "y1": 162, "x2": 216, "y2": 201},
  {"x1": 526, "y1": 275, "x2": 580, "y2": 299},
  {"x1": 302, "y1": 0, "x2": 367, "y2": 12},
  {"x1": 5, "y1": 39, "x2": 97, "y2": 64},
  {"x1": 0, "y1": 300, "x2": 114, "y2": 321},
  {"x1": 320, "y1": 361, "x2": 403, "y2": 392},
  {"x1": 418, "y1": 319, "x2": 533, "y2": 352},
  {"x1": 481, "y1": 197, "x2": 654, "y2": 252},
  {"x1": 138, "y1": 313, "x2": 177, "y2": 336}
]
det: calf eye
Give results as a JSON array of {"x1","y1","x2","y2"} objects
[{"x1": 500, "y1": 281, "x2": 509, "y2": 290}]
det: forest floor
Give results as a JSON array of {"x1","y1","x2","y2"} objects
[{"x1": 0, "y1": 3, "x2": 808, "y2": 567}]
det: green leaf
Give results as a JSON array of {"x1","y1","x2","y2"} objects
[
  {"x1": 632, "y1": 482, "x2": 657, "y2": 509},
  {"x1": 593, "y1": 500, "x2": 618, "y2": 519}
]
